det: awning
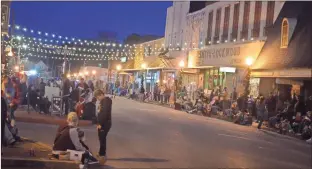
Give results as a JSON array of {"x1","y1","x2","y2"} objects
[{"x1": 276, "y1": 78, "x2": 304, "y2": 86}]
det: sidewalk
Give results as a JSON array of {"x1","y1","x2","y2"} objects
[
  {"x1": 2, "y1": 137, "x2": 79, "y2": 169},
  {"x1": 15, "y1": 108, "x2": 93, "y2": 126}
]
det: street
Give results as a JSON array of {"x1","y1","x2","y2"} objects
[{"x1": 18, "y1": 97, "x2": 311, "y2": 169}]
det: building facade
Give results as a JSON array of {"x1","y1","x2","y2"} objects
[
  {"x1": 165, "y1": 1, "x2": 285, "y2": 95},
  {"x1": 251, "y1": 2, "x2": 312, "y2": 100}
]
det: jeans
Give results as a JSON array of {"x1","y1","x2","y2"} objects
[
  {"x1": 160, "y1": 95, "x2": 164, "y2": 103},
  {"x1": 258, "y1": 115, "x2": 264, "y2": 129},
  {"x1": 98, "y1": 122, "x2": 111, "y2": 156},
  {"x1": 9, "y1": 105, "x2": 18, "y2": 121}
]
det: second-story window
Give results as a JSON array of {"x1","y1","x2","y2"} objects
[
  {"x1": 241, "y1": 1, "x2": 250, "y2": 40},
  {"x1": 214, "y1": 8, "x2": 222, "y2": 43},
  {"x1": 253, "y1": 1, "x2": 262, "y2": 38},
  {"x1": 281, "y1": 18, "x2": 289, "y2": 48},
  {"x1": 206, "y1": 11, "x2": 213, "y2": 45},
  {"x1": 231, "y1": 3, "x2": 240, "y2": 41},
  {"x1": 265, "y1": 1, "x2": 275, "y2": 36},
  {"x1": 222, "y1": 6, "x2": 230, "y2": 42}
]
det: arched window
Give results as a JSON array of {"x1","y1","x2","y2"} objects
[{"x1": 281, "y1": 18, "x2": 289, "y2": 48}]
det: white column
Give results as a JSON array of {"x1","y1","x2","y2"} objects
[{"x1": 260, "y1": 2, "x2": 268, "y2": 38}]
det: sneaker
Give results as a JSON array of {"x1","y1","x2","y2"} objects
[
  {"x1": 96, "y1": 154, "x2": 107, "y2": 164},
  {"x1": 87, "y1": 153, "x2": 99, "y2": 165},
  {"x1": 306, "y1": 138, "x2": 312, "y2": 144}
]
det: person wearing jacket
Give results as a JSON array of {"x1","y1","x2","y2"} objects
[
  {"x1": 52, "y1": 112, "x2": 88, "y2": 153},
  {"x1": 2, "y1": 76, "x2": 20, "y2": 126},
  {"x1": 257, "y1": 96, "x2": 267, "y2": 129},
  {"x1": 94, "y1": 89, "x2": 112, "y2": 160},
  {"x1": 52, "y1": 112, "x2": 98, "y2": 166}
]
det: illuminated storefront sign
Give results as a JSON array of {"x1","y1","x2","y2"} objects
[
  {"x1": 188, "y1": 41, "x2": 265, "y2": 68},
  {"x1": 120, "y1": 57, "x2": 127, "y2": 63},
  {"x1": 219, "y1": 67, "x2": 236, "y2": 73}
]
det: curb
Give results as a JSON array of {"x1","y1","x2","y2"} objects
[
  {"x1": 2, "y1": 137, "x2": 79, "y2": 169},
  {"x1": 256, "y1": 128, "x2": 304, "y2": 142},
  {"x1": 1, "y1": 157, "x2": 79, "y2": 169},
  {"x1": 21, "y1": 137, "x2": 53, "y2": 150}
]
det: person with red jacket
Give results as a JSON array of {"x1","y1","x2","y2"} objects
[{"x1": 2, "y1": 76, "x2": 21, "y2": 126}]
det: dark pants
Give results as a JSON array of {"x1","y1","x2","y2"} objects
[
  {"x1": 98, "y1": 123, "x2": 111, "y2": 156},
  {"x1": 153, "y1": 93, "x2": 157, "y2": 101},
  {"x1": 258, "y1": 116, "x2": 264, "y2": 129},
  {"x1": 9, "y1": 105, "x2": 18, "y2": 121},
  {"x1": 62, "y1": 97, "x2": 69, "y2": 115}
]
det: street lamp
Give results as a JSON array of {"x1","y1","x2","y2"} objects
[
  {"x1": 179, "y1": 60, "x2": 185, "y2": 68},
  {"x1": 141, "y1": 63, "x2": 147, "y2": 69},
  {"x1": 85, "y1": 71, "x2": 89, "y2": 75},
  {"x1": 92, "y1": 70, "x2": 96, "y2": 75},
  {"x1": 8, "y1": 51, "x2": 13, "y2": 57},
  {"x1": 14, "y1": 66, "x2": 19, "y2": 72},
  {"x1": 245, "y1": 57, "x2": 253, "y2": 67},
  {"x1": 116, "y1": 64, "x2": 121, "y2": 71}
]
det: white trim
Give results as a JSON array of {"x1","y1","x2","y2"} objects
[{"x1": 251, "y1": 69, "x2": 312, "y2": 78}]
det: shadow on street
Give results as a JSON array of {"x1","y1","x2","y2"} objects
[{"x1": 108, "y1": 158, "x2": 169, "y2": 162}]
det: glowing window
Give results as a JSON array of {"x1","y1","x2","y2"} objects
[{"x1": 281, "y1": 18, "x2": 289, "y2": 48}]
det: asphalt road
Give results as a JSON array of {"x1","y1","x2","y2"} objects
[{"x1": 17, "y1": 97, "x2": 312, "y2": 168}]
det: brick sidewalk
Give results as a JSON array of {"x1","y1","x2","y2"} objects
[{"x1": 15, "y1": 110, "x2": 92, "y2": 126}]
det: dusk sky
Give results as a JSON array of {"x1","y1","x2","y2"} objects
[{"x1": 11, "y1": 1, "x2": 172, "y2": 41}]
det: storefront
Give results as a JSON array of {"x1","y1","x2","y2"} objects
[
  {"x1": 251, "y1": 2, "x2": 312, "y2": 101},
  {"x1": 188, "y1": 40, "x2": 265, "y2": 95},
  {"x1": 251, "y1": 69, "x2": 312, "y2": 99}
]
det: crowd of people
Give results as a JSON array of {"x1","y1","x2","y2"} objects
[{"x1": 1, "y1": 73, "x2": 114, "y2": 167}]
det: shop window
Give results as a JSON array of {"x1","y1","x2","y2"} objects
[{"x1": 281, "y1": 18, "x2": 289, "y2": 48}]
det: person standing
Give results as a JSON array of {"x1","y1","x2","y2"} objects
[
  {"x1": 3, "y1": 77, "x2": 21, "y2": 126},
  {"x1": 266, "y1": 92, "x2": 277, "y2": 118},
  {"x1": 39, "y1": 78, "x2": 46, "y2": 97},
  {"x1": 153, "y1": 83, "x2": 159, "y2": 102},
  {"x1": 94, "y1": 89, "x2": 112, "y2": 162},
  {"x1": 257, "y1": 96, "x2": 267, "y2": 129},
  {"x1": 62, "y1": 76, "x2": 71, "y2": 116},
  {"x1": 169, "y1": 86, "x2": 175, "y2": 108}
]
